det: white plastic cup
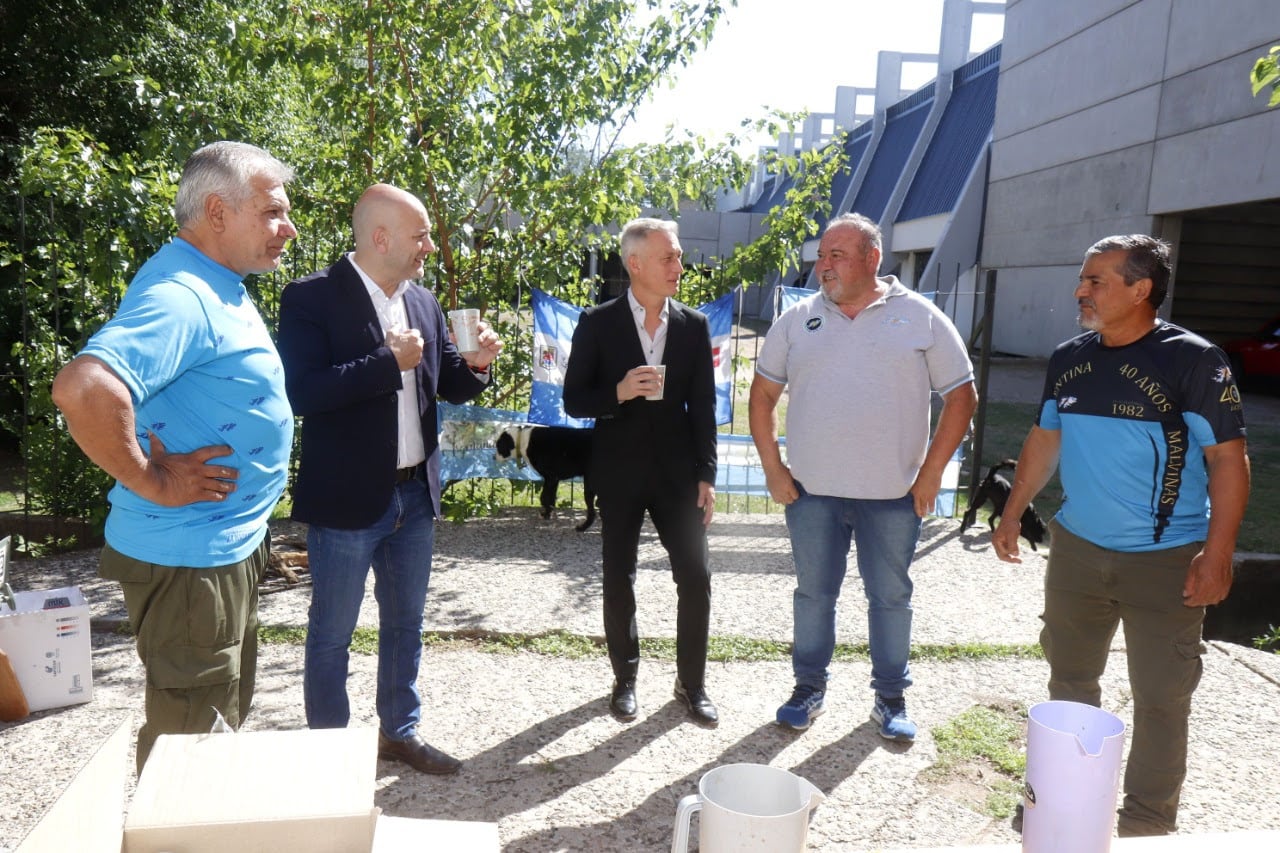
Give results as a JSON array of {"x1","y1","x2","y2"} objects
[
  {"x1": 449, "y1": 308, "x2": 481, "y2": 354},
  {"x1": 645, "y1": 364, "x2": 667, "y2": 401}
]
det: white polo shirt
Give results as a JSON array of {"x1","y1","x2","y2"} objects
[{"x1": 755, "y1": 277, "x2": 973, "y2": 499}]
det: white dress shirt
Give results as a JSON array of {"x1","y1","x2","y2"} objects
[
  {"x1": 626, "y1": 288, "x2": 669, "y2": 366},
  {"x1": 349, "y1": 253, "x2": 426, "y2": 470}
]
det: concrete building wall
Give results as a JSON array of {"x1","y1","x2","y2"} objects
[{"x1": 981, "y1": 0, "x2": 1280, "y2": 356}]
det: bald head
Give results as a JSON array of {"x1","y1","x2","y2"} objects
[
  {"x1": 351, "y1": 183, "x2": 435, "y2": 294},
  {"x1": 353, "y1": 184, "x2": 426, "y2": 247}
]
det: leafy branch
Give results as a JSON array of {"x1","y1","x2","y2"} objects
[{"x1": 1252, "y1": 45, "x2": 1280, "y2": 107}]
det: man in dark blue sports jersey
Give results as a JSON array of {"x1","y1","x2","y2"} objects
[{"x1": 992, "y1": 235, "x2": 1250, "y2": 837}]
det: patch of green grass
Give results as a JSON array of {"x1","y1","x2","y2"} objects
[
  {"x1": 259, "y1": 625, "x2": 306, "y2": 646},
  {"x1": 830, "y1": 642, "x2": 1043, "y2": 663},
  {"x1": 708, "y1": 635, "x2": 792, "y2": 662},
  {"x1": 932, "y1": 704, "x2": 1028, "y2": 776},
  {"x1": 255, "y1": 625, "x2": 1042, "y2": 665},
  {"x1": 910, "y1": 643, "x2": 1044, "y2": 662},
  {"x1": 984, "y1": 779, "x2": 1025, "y2": 820},
  {"x1": 927, "y1": 703, "x2": 1029, "y2": 820},
  {"x1": 468, "y1": 629, "x2": 603, "y2": 659},
  {"x1": 258, "y1": 624, "x2": 379, "y2": 654},
  {"x1": 1238, "y1": 422, "x2": 1280, "y2": 553}
]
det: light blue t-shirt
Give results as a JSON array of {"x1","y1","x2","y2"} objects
[
  {"x1": 1038, "y1": 322, "x2": 1245, "y2": 551},
  {"x1": 80, "y1": 238, "x2": 293, "y2": 567}
]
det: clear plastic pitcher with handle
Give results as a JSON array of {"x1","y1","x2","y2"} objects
[{"x1": 670, "y1": 763, "x2": 825, "y2": 853}]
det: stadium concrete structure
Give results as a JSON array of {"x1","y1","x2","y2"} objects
[{"x1": 671, "y1": 0, "x2": 1280, "y2": 358}]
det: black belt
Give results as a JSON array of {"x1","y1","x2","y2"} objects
[{"x1": 395, "y1": 464, "x2": 421, "y2": 484}]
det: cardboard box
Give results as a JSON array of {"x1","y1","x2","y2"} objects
[
  {"x1": 14, "y1": 718, "x2": 130, "y2": 853},
  {"x1": 16, "y1": 722, "x2": 500, "y2": 853},
  {"x1": 125, "y1": 727, "x2": 379, "y2": 853},
  {"x1": 373, "y1": 815, "x2": 501, "y2": 850},
  {"x1": 0, "y1": 585, "x2": 93, "y2": 713}
]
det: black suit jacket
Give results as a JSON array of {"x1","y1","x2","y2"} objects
[
  {"x1": 562, "y1": 294, "x2": 717, "y2": 498},
  {"x1": 277, "y1": 256, "x2": 488, "y2": 528}
]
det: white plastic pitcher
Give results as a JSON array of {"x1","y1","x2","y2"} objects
[
  {"x1": 1023, "y1": 700, "x2": 1126, "y2": 853},
  {"x1": 670, "y1": 763, "x2": 825, "y2": 853}
]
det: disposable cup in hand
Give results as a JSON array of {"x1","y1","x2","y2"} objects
[
  {"x1": 449, "y1": 308, "x2": 481, "y2": 354},
  {"x1": 645, "y1": 364, "x2": 667, "y2": 401}
]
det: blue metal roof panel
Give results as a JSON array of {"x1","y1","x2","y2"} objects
[
  {"x1": 748, "y1": 174, "x2": 778, "y2": 213},
  {"x1": 850, "y1": 82, "x2": 935, "y2": 222},
  {"x1": 766, "y1": 173, "x2": 797, "y2": 210},
  {"x1": 898, "y1": 44, "x2": 1001, "y2": 221},
  {"x1": 813, "y1": 127, "x2": 873, "y2": 232}
]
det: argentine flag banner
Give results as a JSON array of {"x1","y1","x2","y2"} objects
[
  {"x1": 700, "y1": 289, "x2": 736, "y2": 426},
  {"x1": 530, "y1": 287, "x2": 738, "y2": 427},
  {"x1": 773, "y1": 284, "x2": 814, "y2": 321},
  {"x1": 530, "y1": 288, "x2": 594, "y2": 428}
]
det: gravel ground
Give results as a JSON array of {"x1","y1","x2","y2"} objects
[
  {"x1": 5, "y1": 510, "x2": 1280, "y2": 852},
  {"x1": 4, "y1": 358, "x2": 1280, "y2": 851}
]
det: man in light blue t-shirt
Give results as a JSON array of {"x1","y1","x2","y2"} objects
[{"x1": 52, "y1": 141, "x2": 298, "y2": 773}]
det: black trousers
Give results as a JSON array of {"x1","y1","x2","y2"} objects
[{"x1": 598, "y1": 477, "x2": 711, "y2": 689}]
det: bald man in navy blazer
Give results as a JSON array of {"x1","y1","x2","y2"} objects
[
  {"x1": 278, "y1": 184, "x2": 502, "y2": 775},
  {"x1": 563, "y1": 218, "x2": 719, "y2": 727}
]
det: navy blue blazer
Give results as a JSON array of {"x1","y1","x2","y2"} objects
[
  {"x1": 277, "y1": 256, "x2": 488, "y2": 528},
  {"x1": 562, "y1": 294, "x2": 717, "y2": 499}
]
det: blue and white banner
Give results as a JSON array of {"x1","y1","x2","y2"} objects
[
  {"x1": 773, "y1": 284, "x2": 813, "y2": 322},
  {"x1": 701, "y1": 289, "x2": 736, "y2": 426},
  {"x1": 530, "y1": 287, "x2": 738, "y2": 427},
  {"x1": 438, "y1": 400, "x2": 775, "y2": 497},
  {"x1": 529, "y1": 288, "x2": 593, "y2": 429},
  {"x1": 438, "y1": 402, "x2": 541, "y2": 482}
]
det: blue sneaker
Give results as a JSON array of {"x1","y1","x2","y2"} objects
[
  {"x1": 872, "y1": 694, "x2": 916, "y2": 742},
  {"x1": 776, "y1": 685, "x2": 825, "y2": 730}
]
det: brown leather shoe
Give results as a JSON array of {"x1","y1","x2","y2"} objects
[
  {"x1": 674, "y1": 679, "x2": 719, "y2": 727},
  {"x1": 377, "y1": 732, "x2": 462, "y2": 775}
]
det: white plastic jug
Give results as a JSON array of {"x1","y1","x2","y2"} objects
[
  {"x1": 670, "y1": 763, "x2": 825, "y2": 853},
  {"x1": 1023, "y1": 700, "x2": 1126, "y2": 853}
]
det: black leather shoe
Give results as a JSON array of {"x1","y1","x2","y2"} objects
[
  {"x1": 377, "y1": 732, "x2": 462, "y2": 775},
  {"x1": 610, "y1": 679, "x2": 638, "y2": 721},
  {"x1": 674, "y1": 679, "x2": 719, "y2": 727}
]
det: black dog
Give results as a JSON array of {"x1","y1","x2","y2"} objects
[
  {"x1": 495, "y1": 425, "x2": 596, "y2": 531},
  {"x1": 959, "y1": 459, "x2": 1049, "y2": 551}
]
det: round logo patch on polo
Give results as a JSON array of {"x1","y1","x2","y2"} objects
[{"x1": 804, "y1": 316, "x2": 823, "y2": 333}]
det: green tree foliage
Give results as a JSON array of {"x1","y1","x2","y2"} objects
[
  {"x1": 1, "y1": 129, "x2": 177, "y2": 525},
  {"x1": 719, "y1": 134, "x2": 850, "y2": 288},
  {"x1": 226, "y1": 0, "x2": 755, "y2": 408},
  {"x1": 1253, "y1": 45, "x2": 1280, "y2": 107},
  {"x1": 1, "y1": 0, "x2": 842, "y2": 533}
]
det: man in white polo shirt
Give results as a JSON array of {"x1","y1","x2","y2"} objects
[{"x1": 749, "y1": 212, "x2": 976, "y2": 741}]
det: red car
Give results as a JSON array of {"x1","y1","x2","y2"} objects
[{"x1": 1222, "y1": 315, "x2": 1280, "y2": 380}]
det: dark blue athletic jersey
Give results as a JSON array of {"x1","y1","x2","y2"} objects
[{"x1": 1037, "y1": 322, "x2": 1245, "y2": 551}]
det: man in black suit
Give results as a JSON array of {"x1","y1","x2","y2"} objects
[
  {"x1": 277, "y1": 183, "x2": 502, "y2": 774},
  {"x1": 563, "y1": 218, "x2": 719, "y2": 726}
]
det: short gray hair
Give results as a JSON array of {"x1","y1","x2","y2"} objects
[
  {"x1": 173, "y1": 141, "x2": 294, "y2": 227},
  {"x1": 619, "y1": 217, "x2": 679, "y2": 268},
  {"x1": 824, "y1": 212, "x2": 882, "y2": 252},
  {"x1": 1084, "y1": 234, "x2": 1172, "y2": 308}
]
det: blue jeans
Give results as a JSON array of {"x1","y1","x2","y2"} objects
[
  {"x1": 784, "y1": 486, "x2": 921, "y2": 697},
  {"x1": 304, "y1": 478, "x2": 434, "y2": 740}
]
